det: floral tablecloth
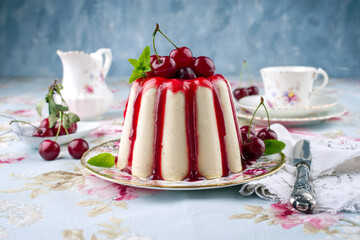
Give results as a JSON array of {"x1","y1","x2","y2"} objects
[{"x1": 0, "y1": 77, "x2": 359, "y2": 240}]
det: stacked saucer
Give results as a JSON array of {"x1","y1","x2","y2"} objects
[{"x1": 236, "y1": 95, "x2": 347, "y2": 126}]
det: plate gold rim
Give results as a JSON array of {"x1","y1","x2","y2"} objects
[{"x1": 81, "y1": 139, "x2": 286, "y2": 190}]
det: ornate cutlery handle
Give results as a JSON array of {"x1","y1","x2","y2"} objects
[{"x1": 289, "y1": 163, "x2": 316, "y2": 213}]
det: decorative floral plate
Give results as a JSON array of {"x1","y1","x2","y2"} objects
[
  {"x1": 237, "y1": 95, "x2": 338, "y2": 118},
  {"x1": 81, "y1": 139, "x2": 286, "y2": 190}
]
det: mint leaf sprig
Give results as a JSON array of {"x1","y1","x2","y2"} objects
[
  {"x1": 87, "y1": 153, "x2": 115, "y2": 168},
  {"x1": 128, "y1": 46, "x2": 152, "y2": 83},
  {"x1": 264, "y1": 139, "x2": 286, "y2": 155},
  {"x1": 36, "y1": 79, "x2": 80, "y2": 140}
]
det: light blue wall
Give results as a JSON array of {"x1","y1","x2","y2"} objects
[{"x1": 0, "y1": 0, "x2": 359, "y2": 79}]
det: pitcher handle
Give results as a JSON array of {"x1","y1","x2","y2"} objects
[
  {"x1": 95, "y1": 48, "x2": 112, "y2": 80},
  {"x1": 313, "y1": 68, "x2": 329, "y2": 94}
]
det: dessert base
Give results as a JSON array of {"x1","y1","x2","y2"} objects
[{"x1": 81, "y1": 139, "x2": 286, "y2": 190}]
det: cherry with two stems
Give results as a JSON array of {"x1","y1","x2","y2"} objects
[
  {"x1": 255, "y1": 98, "x2": 278, "y2": 140},
  {"x1": 242, "y1": 97, "x2": 268, "y2": 160},
  {"x1": 233, "y1": 60, "x2": 259, "y2": 100},
  {"x1": 151, "y1": 24, "x2": 177, "y2": 78}
]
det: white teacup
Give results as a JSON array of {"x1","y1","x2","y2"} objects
[{"x1": 260, "y1": 66, "x2": 329, "y2": 109}]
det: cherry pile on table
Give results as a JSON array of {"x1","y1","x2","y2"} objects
[{"x1": 16, "y1": 80, "x2": 90, "y2": 161}]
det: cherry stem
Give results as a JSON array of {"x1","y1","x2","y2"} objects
[
  {"x1": 157, "y1": 27, "x2": 178, "y2": 49},
  {"x1": 244, "y1": 60, "x2": 252, "y2": 86},
  {"x1": 239, "y1": 60, "x2": 246, "y2": 86},
  {"x1": 261, "y1": 102, "x2": 271, "y2": 129},
  {"x1": 152, "y1": 24, "x2": 162, "y2": 63},
  {"x1": 247, "y1": 97, "x2": 265, "y2": 142},
  {"x1": 64, "y1": 127, "x2": 72, "y2": 140},
  {"x1": 10, "y1": 120, "x2": 39, "y2": 131},
  {"x1": 54, "y1": 112, "x2": 62, "y2": 142}
]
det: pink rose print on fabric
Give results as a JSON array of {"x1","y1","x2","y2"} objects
[
  {"x1": 77, "y1": 174, "x2": 160, "y2": 201},
  {"x1": 88, "y1": 125, "x2": 122, "y2": 138},
  {"x1": 0, "y1": 154, "x2": 28, "y2": 164},
  {"x1": 270, "y1": 202, "x2": 340, "y2": 230},
  {"x1": 7, "y1": 109, "x2": 37, "y2": 117}
]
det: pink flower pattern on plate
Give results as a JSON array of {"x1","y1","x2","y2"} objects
[{"x1": 242, "y1": 168, "x2": 268, "y2": 176}]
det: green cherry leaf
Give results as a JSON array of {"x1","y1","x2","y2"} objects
[
  {"x1": 55, "y1": 104, "x2": 69, "y2": 112},
  {"x1": 68, "y1": 112, "x2": 80, "y2": 123},
  {"x1": 62, "y1": 114, "x2": 70, "y2": 130},
  {"x1": 87, "y1": 153, "x2": 115, "y2": 168},
  {"x1": 263, "y1": 139, "x2": 286, "y2": 156},
  {"x1": 48, "y1": 98, "x2": 58, "y2": 115},
  {"x1": 48, "y1": 114, "x2": 59, "y2": 128},
  {"x1": 36, "y1": 100, "x2": 45, "y2": 117}
]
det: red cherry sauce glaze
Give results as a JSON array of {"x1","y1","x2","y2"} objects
[{"x1": 124, "y1": 74, "x2": 242, "y2": 181}]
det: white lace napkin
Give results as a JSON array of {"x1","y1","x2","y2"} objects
[{"x1": 239, "y1": 124, "x2": 360, "y2": 213}]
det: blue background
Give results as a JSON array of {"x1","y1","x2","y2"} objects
[{"x1": 0, "y1": 0, "x2": 359, "y2": 79}]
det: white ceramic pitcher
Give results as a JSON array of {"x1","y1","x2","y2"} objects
[{"x1": 57, "y1": 48, "x2": 113, "y2": 120}]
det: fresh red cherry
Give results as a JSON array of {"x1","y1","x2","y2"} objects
[
  {"x1": 241, "y1": 132, "x2": 255, "y2": 142},
  {"x1": 32, "y1": 127, "x2": 54, "y2": 137},
  {"x1": 68, "y1": 123, "x2": 77, "y2": 134},
  {"x1": 53, "y1": 122, "x2": 77, "y2": 135},
  {"x1": 176, "y1": 67, "x2": 197, "y2": 80},
  {"x1": 240, "y1": 125, "x2": 257, "y2": 136},
  {"x1": 247, "y1": 86, "x2": 259, "y2": 96},
  {"x1": 39, "y1": 118, "x2": 50, "y2": 128},
  {"x1": 150, "y1": 55, "x2": 157, "y2": 63},
  {"x1": 233, "y1": 88, "x2": 249, "y2": 101},
  {"x1": 257, "y1": 128, "x2": 278, "y2": 140},
  {"x1": 169, "y1": 47, "x2": 193, "y2": 68},
  {"x1": 146, "y1": 55, "x2": 157, "y2": 77},
  {"x1": 53, "y1": 122, "x2": 66, "y2": 136},
  {"x1": 68, "y1": 139, "x2": 89, "y2": 159},
  {"x1": 39, "y1": 140, "x2": 60, "y2": 160},
  {"x1": 146, "y1": 71, "x2": 155, "y2": 77},
  {"x1": 191, "y1": 56, "x2": 215, "y2": 77},
  {"x1": 243, "y1": 137, "x2": 265, "y2": 159},
  {"x1": 151, "y1": 56, "x2": 177, "y2": 78}
]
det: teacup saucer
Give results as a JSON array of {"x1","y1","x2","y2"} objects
[
  {"x1": 236, "y1": 95, "x2": 338, "y2": 118},
  {"x1": 237, "y1": 104, "x2": 347, "y2": 127}
]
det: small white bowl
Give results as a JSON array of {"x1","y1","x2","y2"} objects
[{"x1": 2, "y1": 120, "x2": 100, "y2": 148}]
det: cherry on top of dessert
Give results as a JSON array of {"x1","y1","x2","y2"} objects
[
  {"x1": 191, "y1": 56, "x2": 216, "y2": 78},
  {"x1": 151, "y1": 56, "x2": 177, "y2": 79},
  {"x1": 169, "y1": 47, "x2": 193, "y2": 69},
  {"x1": 176, "y1": 67, "x2": 197, "y2": 80},
  {"x1": 129, "y1": 23, "x2": 217, "y2": 82}
]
